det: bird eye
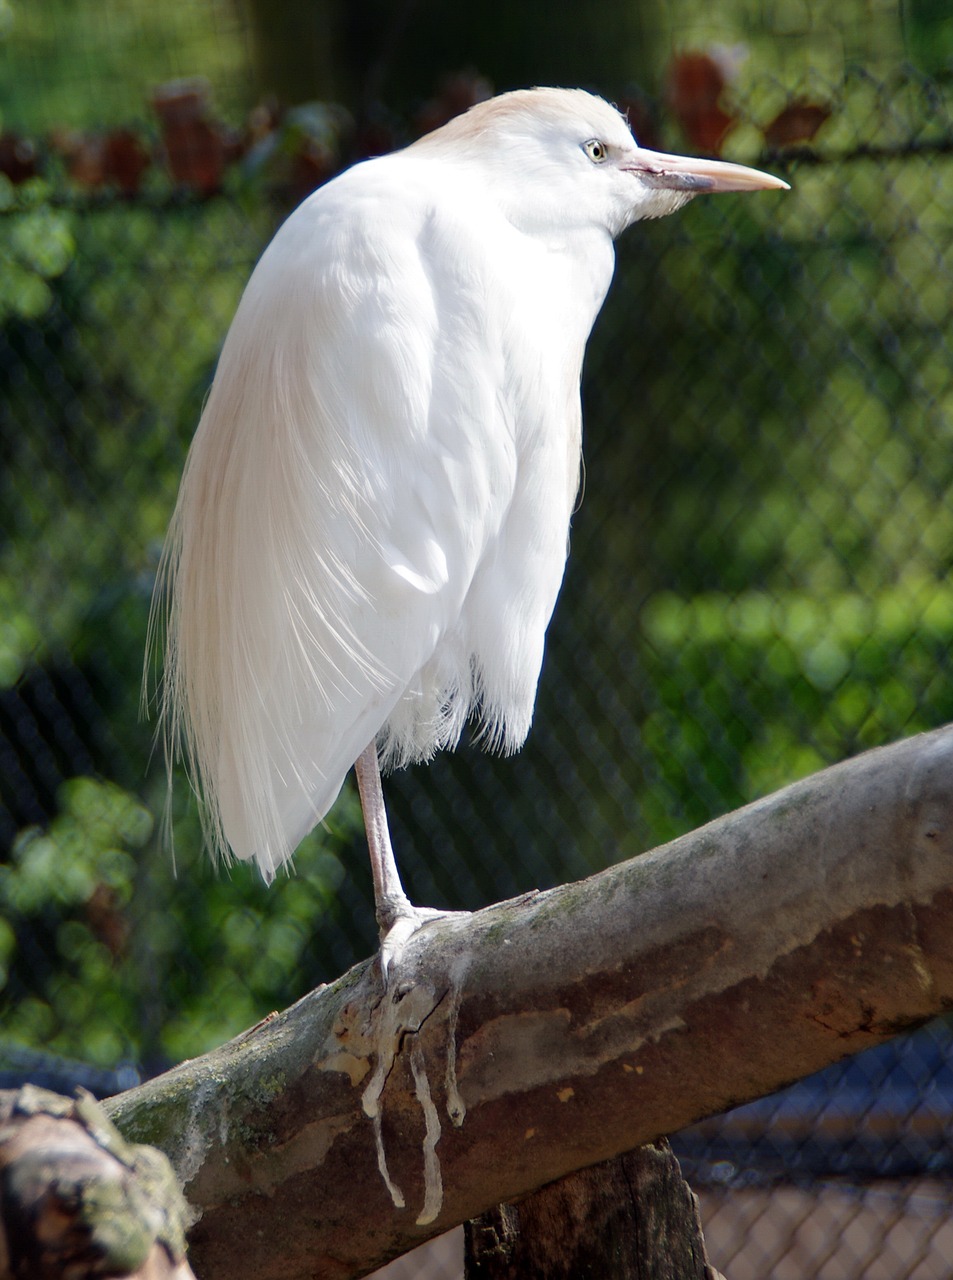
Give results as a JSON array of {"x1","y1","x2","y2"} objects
[{"x1": 584, "y1": 139, "x2": 608, "y2": 163}]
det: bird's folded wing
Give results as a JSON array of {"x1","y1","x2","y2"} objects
[{"x1": 160, "y1": 160, "x2": 524, "y2": 875}]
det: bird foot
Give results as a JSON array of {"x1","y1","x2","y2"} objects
[{"x1": 378, "y1": 903, "x2": 464, "y2": 982}]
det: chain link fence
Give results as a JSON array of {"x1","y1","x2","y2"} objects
[{"x1": 1, "y1": 13, "x2": 953, "y2": 1275}]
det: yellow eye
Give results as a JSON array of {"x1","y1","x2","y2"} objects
[{"x1": 584, "y1": 139, "x2": 608, "y2": 163}]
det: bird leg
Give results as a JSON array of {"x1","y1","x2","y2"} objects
[
  {"x1": 353, "y1": 741, "x2": 413, "y2": 935},
  {"x1": 354, "y1": 743, "x2": 457, "y2": 978}
]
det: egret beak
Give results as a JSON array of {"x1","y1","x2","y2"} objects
[{"x1": 622, "y1": 147, "x2": 790, "y2": 194}]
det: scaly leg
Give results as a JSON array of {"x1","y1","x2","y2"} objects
[
  {"x1": 354, "y1": 741, "x2": 412, "y2": 932},
  {"x1": 354, "y1": 742, "x2": 445, "y2": 976}
]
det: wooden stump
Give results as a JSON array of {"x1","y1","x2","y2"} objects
[{"x1": 465, "y1": 1141, "x2": 722, "y2": 1280}]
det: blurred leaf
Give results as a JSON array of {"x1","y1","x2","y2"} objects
[
  {"x1": 764, "y1": 99, "x2": 833, "y2": 147},
  {"x1": 666, "y1": 50, "x2": 740, "y2": 154},
  {"x1": 0, "y1": 204, "x2": 75, "y2": 320}
]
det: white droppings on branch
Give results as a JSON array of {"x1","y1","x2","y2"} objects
[{"x1": 410, "y1": 1038, "x2": 444, "y2": 1226}]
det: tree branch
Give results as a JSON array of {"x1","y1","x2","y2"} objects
[
  {"x1": 0, "y1": 1085, "x2": 194, "y2": 1280},
  {"x1": 107, "y1": 726, "x2": 953, "y2": 1279}
]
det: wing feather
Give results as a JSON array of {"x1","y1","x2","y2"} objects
[{"x1": 154, "y1": 158, "x2": 522, "y2": 876}]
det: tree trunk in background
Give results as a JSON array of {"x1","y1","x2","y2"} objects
[
  {"x1": 465, "y1": 1144, "x2": 722, "y2": 1280},
  {"x1": 241, "y1": 0, "x2": 659, "y2": 115}
]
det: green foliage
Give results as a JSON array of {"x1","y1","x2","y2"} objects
[
  {"x1": 639, "y1": 579, "x2": 953, "y2": 837},
  {"x1": 0, "y1": 200, "x2": 272, "y2": 699},
  {"x1": 0, "y1": 776, "x2": 359, "y2": 1067},
  {"x1": 0, "y1": 180, "x2": 76, "y2": 321}
]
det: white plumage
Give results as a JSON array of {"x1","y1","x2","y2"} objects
[{"x1": 153, "y1": 87, "x2": 786, "y2": 914}]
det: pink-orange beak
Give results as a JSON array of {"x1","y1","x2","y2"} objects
[{"x1": 622, "y1": 146, "x2": 790, "y2": 194}]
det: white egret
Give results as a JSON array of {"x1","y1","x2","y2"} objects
[{"x1": 152, "y1": 87, "x2": 787, "y2": 958}]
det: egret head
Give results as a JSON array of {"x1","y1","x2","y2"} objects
[{"x1": 411, "y1": 86, "x2": 789, "y2": 239}]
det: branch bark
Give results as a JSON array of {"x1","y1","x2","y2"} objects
[
  {"x1": 0, "y1": 1085, "x2": 194, "y2": 1280},
  {"x1": 106, "y1": 726, "x2": 953, "y2": 1279}
]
